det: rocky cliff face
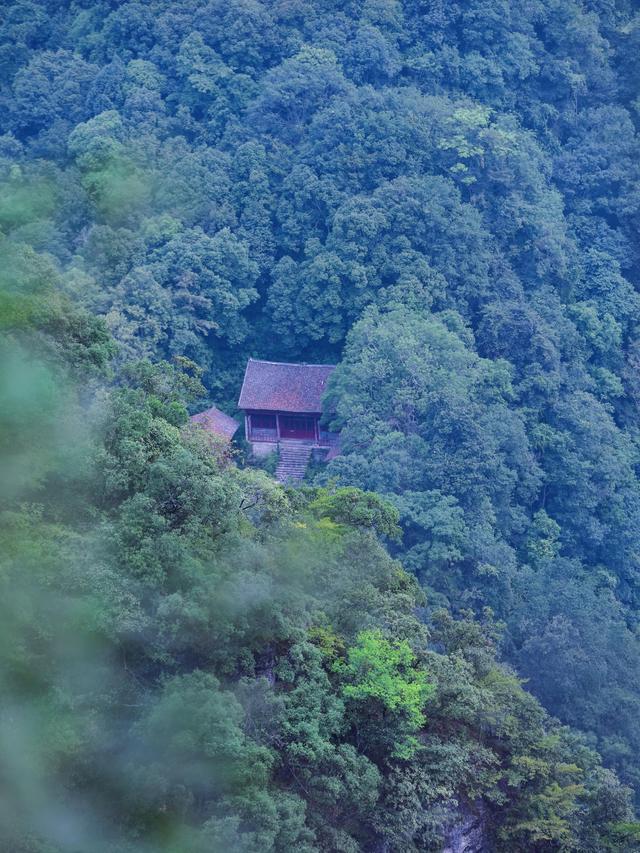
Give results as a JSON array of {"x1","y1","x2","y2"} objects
[{"x1": 443, "y1": 804, "x2": 488, "y2": 853}]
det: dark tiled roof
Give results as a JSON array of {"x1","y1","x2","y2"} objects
[
  {"x1": 190, "y1": 405, "x2": 239, "y2": 440},
  {"x1": 238, "y1": 359, "x2": 335, "y2": 413}
]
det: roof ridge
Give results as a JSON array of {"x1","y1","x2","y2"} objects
[
  {"x1": 201, "y1": 404, "x2": 237, "y2": 417},
  {"x1": 247, "y1": 357, "x2": 336, "y2": 368},
  {"x1": 190, "y1": 404, "x2": 239, "y2": 439}
]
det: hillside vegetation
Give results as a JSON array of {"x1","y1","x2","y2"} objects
[{"x1": 2, "y1": 1, "x2": 640, "y2": 850}]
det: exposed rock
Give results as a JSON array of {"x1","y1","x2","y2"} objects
[{"x1": 442, "y1": 803, "x2": 488, "y2": 853}]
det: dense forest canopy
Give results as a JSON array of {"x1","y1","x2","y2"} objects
[{"x1": 2, "y1": 0, "x2": 640, "y2": 850}]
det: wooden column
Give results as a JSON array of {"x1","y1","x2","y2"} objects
[{"x1": 276, "y1": 413, "x2": 281, "y2": 440}]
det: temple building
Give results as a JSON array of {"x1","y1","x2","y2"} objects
[
  {"x1": 238, "y1": 358, "x2": 339, "y2": 480},
  {"x1": 189, "y1": 359, "x2": 338, "y2": 482},
  {"x1": 189, "y1": 405, "x2": 239, "y2": 442}
]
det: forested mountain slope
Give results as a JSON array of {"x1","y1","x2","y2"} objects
[
  {"x1": 2, "y1": 244, "x2": 638, "y2": 851},
  {"x1": 2, "y1": 1, "x2": 640, "y2": 850}
]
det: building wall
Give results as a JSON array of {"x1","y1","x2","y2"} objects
[{"x1": 251, "y1": 441, "x2": 277, "y2": 458}]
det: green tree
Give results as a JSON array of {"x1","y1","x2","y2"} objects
[{"x1": 336, "y1": 629, "x2": 434, "y2": 759}]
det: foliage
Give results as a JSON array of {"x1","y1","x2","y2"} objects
[
  {"x1": 335, "y1": 629, "x2": 434, "y2": 759},
  {"x1": 1, "y1": 269, "x2": 635, "y2": 849},
  {"x1": 308, "y1": 486, "x2": 401, "y2": 540},
  {"x1": 2, "y1": 0, "x2": 640, "y2": 848}
]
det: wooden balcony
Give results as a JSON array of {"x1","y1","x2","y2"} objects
[{"x1": 245, "y1": 411, "x2": 338, "y2": 447}]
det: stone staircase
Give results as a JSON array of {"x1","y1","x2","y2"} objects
[{"x1": 275, "y1": 441, "x2": 313, "y2": 483}]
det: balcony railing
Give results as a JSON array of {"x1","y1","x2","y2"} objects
[
  {"x1": 248, "y1": 426, "x2": 278, "y2": 441},
  {"x1": 247, "y1": 427, "x2": 339, "y2": 446}
]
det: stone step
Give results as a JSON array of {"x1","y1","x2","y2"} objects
[{"x1": 275, "y1": 442, "x2": 313, "y2": 483}]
